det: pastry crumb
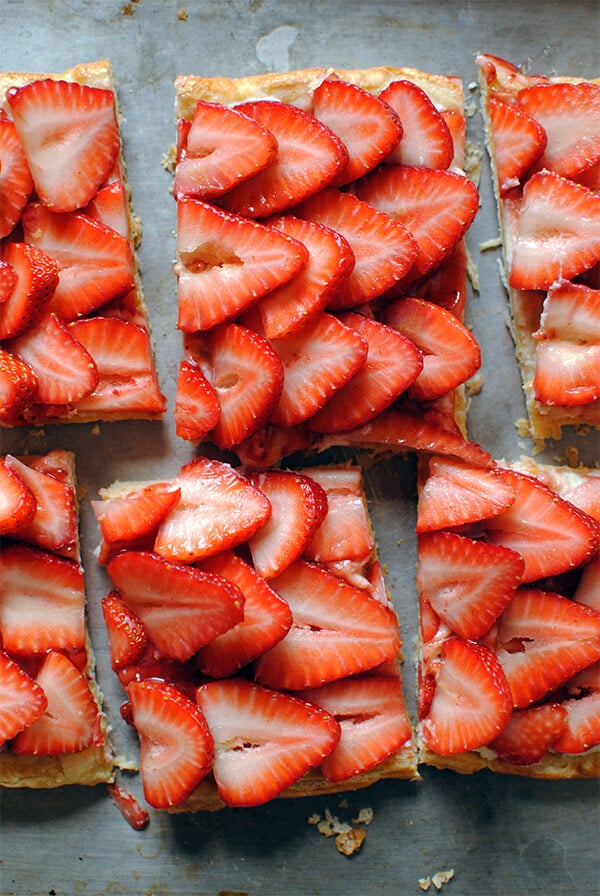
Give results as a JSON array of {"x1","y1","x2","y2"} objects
[
  {"x1": 565, "y1": 446, "x2": 580, "y2": 468},
  {"x1": 310, "y1": 805, "x2": 373, "y2": 855},
  {"x1": 177, "y1": 7, "x2": 188, "y2": 19},
  {"x1": 466, "y1": 373, "x2": 484, "y2": 397},
  {"x1": 352, "y1": 807, "x2": 373, "y2": 825},
  {"x1": 515, "y1": 417, "x2": 532, "y2": 439},
  {"x1": 419, "y1": 878, "x2": 432, "y2": 891},
  {"x1": 479, "y1": 236, "x2": 502, "y2": 251},
  {"x1": 419, "y1": 870, "x2": 455, "y2": 891},
  {"x1": 335, "y1": 827, "x2": 366, "y2": 856}
]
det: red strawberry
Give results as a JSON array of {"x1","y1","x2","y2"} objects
[
  {"x1": 3, "y1": 453, "x2": 77, "y2": 551},
  {"x1": 254, "y1": 559, "x2": 401, "y2": 690},
  {"x1": 174, "y1": 99, "x2": 278, "y2": 201},
  {"x1": 0, "y1": 650, "x2": 48, "y2": 745},
  {"x1": 235, "y1": 423, "x2": 314, "y2": 470},
  {"x1": 269, "y1": 312, "x2": 368, "y2": 427},
  {"x1": 552, "y1": 691, "x2": 600, "y2": 754},
  {"x1": 296, "y1": 188, "x2": 418, "y2": 308},
  {"x1": 0, "y1": 259, "x2": 18, "y2": 303},
  {"x1": 508, "y1": 171, "x2": 600, "y2": 291},
  {"x1": 517, "y1": 81, "x2": 600, "y2": 179},
  {"x1": 0, "y1": 457, "x2": 36, "y2": 535},
  {"x1": 107, "y1": 782, "x2": 150, "y2": 831},
  {"x1": 307, "y1": 311, "x2": 423, "y2": 433},
  {"x1": 92, "y1": 481, "x2": 181, "y2": 546},
  {"x1": 563, "y1": 475, "x2": 600, "y2": 525},
  {"x1": 483, "y1": 467, "x2": 600, "y2": 581},
  {"x1": 0, "y1": 241, "x2": 59, "y2": 340},
  {"x1": 21, "y1": 203, "x2": 136, "y2": 321},
  {"x1": 246, "y1": 470, "x2": 329, "y2": 578},
  {"x1": 312, "y1": 78, "x2": 402, "y2": 185},
  {"x1": 0, "y1": 543, "x2": 85, "y2": 655},
  {"x1": 0, "y1": 115, "x2": 33, "y2": 237},
  {"x1": 355, "y1": 166, "x2": 479, "y2": 283},
  {"x1": 6, "y1": 78, "x2": 120, "y2": 213},
  {"x1": 175, "y1": 197, "x2": 308, "y2": 331},
  {"x1": 384, "y1": 296, "x2": 481, "y2": 401},
  {"x1": 127, "y1": 678, "x2": 213, "y2": 809},
  {"x1": 153, "y1": 457, "x2": 272, "y2": 563},
  {"x1": 301, "y1": 466, "x2": 374, "y2": 564},
  {"x1": 379, "y1": 79, "x2": 454, "y2": 169},
  {"x1": 102, "y1": 591, "x2": 148, "y2": 671},
  {"x1": 440, "y1": 109, "x2": 467, "y2": 170},
  {"x1": 417, "y1": 531, "x2": 524, "y2": 641},
  {"x1": 0, "y1": 347, "x2": 38, "y2": 422},
  {"x1": 219, "y1": 99, "x2": 348, "y2": 217},
  {"x1": 107, "y1": 550, "x2": 245, "y2": 662},
  {"x1": 174, "y1": 358, "x2": 220, "y2": 441},
  {"x1": 195, "y1": 677, "x2": 340, "y2": 806},
  {"x1": 494, "y1": 588, "x2": 600, "y2": 708},
  {"x1": 420, "y1": 637, "x2": 513, "y2": 755},
  {"x1": 195, "y1": 550, "x2": 293, "y2": 678},
  {"x1": 83, "y1": 178, "x2": 130, "y2": 237},
  {"x1": 489, "y1": 703, "x2": 568, "y2": 766},
  {"x1": 486, "y1": 95, "x2": 547, "y2": 195},
  {"x1": 11, "y1": 651, "x2": 99, "y2": 756},
  {"x1": 412, "y1": 240, "x2": 469, "y2": 319},
  {"x1": 476, "y1": 54, "x2": 549, "y2": 103}
]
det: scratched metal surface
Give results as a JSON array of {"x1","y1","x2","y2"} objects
[{"x1": 0, "y1": 1, "x2": 599, "y2": 894}]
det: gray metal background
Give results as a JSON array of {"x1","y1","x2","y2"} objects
[{"x1": 0, "y1": 1, "x2": 599, "y2": 894}]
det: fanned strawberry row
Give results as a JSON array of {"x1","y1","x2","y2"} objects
[
  {"x1": 416, "y1": 454, "x2": 600, "y2": 774},
  {"x1": 0, "y1": 66, "x2": 165, "y2": 425},
  {"x1": 172, "y1": 70, "x2": 487, "y2": 468},
  {"x1": 92, "y1": 459, "x2": 414, "y2": 810}
]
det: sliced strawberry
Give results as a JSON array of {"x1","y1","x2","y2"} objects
[
  {"x1": 355, "y1": 166, "x2": 479, "y2": 283},
  {"x1": 246, "y1": 470, "x2": 328, "y2": 578},
  {"x1": 562, "y1": 475, "x2": 600, "y2": 525},
  {"x1": 0, "y1": 115, "x2": 33, "y2": 237},
  {"x1": 483, "y1": 467, "x2": 600, "y2": 581},
  {"x1": 0, "y1": 457, "x2": 36, "y2": 535},
  {"x1": 101, "y1": 591, "x2": 148, "y2": 671},
  {"x1": 312, "y1": 78, "x2": 402, "y2": 185},
  {"x1": 83, "y1": 178, "x2": 130, "y2": 237},
  {"x1": 174, "y1": 358, "x2": 220, "y2": 441},
  {"x1": 486, "y1": 95, "x2": 547, "y2": 195},
  {"x1": 107, "y1": 550, "x2": 245, "y2": 662},
  {"x1": 219, "y1": 99, "x2": 348, "y2": 217},
  {"x1": 0, "y1": 259, "x2": 18, "y2": 303},
  {"x1": 440, "y1": 109, "x2": 467, "y2": 170},
  {"x1": 254, "y1": 559, "x2": 401, "y2": 690},
  {"x1": 416, "y1": 457, "x2": 516, "y2": 533},
  {"x1": 195, "y1": 550, "x2": 293, "y2": 678},
  {"x1": 307, "y1": 312, "x2": 423, "y2": 433},
  {"x1": 107, "y1": 782, "x2": 150, "y2": 831},
  {"x1": 494, "y1": 588, "x2": 600, "y2": 708},
  {"x1": 508, "y1": 171, "x2": 600, "y2": 291},
  {"x1": 127, "y1": 678, "x2": 213, "y2": 809},
  {"x1": 153, "y1": 457, "x2": 272, "y2": 563},
  {"x1": 412, "y1": 240, "x2": 469, "y2": 320},
  {"x1": 517, "y1": 81, "x2": 600, "y2": 179},
  {"x1": 175, "y1": 197, "x2": 308, "y2": 331},
  {"x1": 296, "y1": 188, "x2": 418, "y2": 308},
  {"x1": 92, "y1": 481, "x2": 181, "y2": 545},
  {"x1": 552, "y1": 691, "x2": 600, "y2": 754},
  {"x1": 174, "y1": 99, "x2": 278, "y2": 200},
  {"x1": 420, "y1": 637, "x2": 513, "y2": 755},
  {"x1": 417, "y1": 531, "x2": 524, "y2": 641},
  {"x1": 6, "y1": 78, "x2": 120, "y2": 213},
  {"x1": 11, "y1": 651, "x2": 99, "y2": 756},
  {"x1": 268, "y1": 312, "x2": 368, "y2": 427},
  {"x1": 235, "y1": 423, "x2": 314, "y2": 470},
  {"x1": 195, "y1": 677, "x2": 340, "y2": 806},
  {"x1": 489, "y1": 703, "x2": 568, "y2": 765},
  {"x1": 302, "y1": 467, "x2": 374, "y2": 564},
  {"x1": 0, "y1": 242, "x2": 59, "y2": 340},
  {"x1": 384, "y1": 296, "x2": 481, "y2": 401},
  {"x1": 476, "y1": 53, "x2": 549, "y2": 102},
  {"x1": 379, "y1": 79, "x2": 454, "y2": 169},
  {"x1": 22, "y1": 203, "x2": 136, "y2": 321},
  {"x1": 3, "y1": 453, "x2": 77, "y2": 551},
  {"x1": 0, "y1": 345, "x2": 38, "y2": 423},
  {"x1": 0, "y1": 649, "x2": 48, "y2": 745}
]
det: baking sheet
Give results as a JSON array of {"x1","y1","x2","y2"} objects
[{"x1": 1, "y1": 1, "x2": 599, "y2": 894}]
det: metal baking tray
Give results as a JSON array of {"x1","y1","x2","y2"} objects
[{"x1": 1, "y1": 1, "x2": 598, "y2": 893}]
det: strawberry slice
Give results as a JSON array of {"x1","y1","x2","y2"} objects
[
  {"x1": 254, "y1": 559, "x2": 401, "y2": 690},
  {"x1": 0, "y1": 347, "x2": 38, "y2": 423},
  {"x1": 489, "y1": 703, "x2": 568, "y2": 766},
  {"x1": 440, "y1": 109, "x2": 467, "y2": 170},
  {"x1": 298, "y1": 674, "x2": 412, "y2": 782},
  {"x1": 3, "y1": 453, "x2": 77, "y2": 551},
  {"x1": 195, "y1": 551, "x2": 293, "y2": 678},
  {"x1": 483, "y1": 467, "x2": 600, "y2": 581},
  {"x1": 508, "y1": 171, "x2": 600, "y2": 291},
  {"x1": 476, "y1": 53, "x2": 549, "y2": 103},
  {"x1": 175, "y1": 197, "x2": 308, "y2": 331},
  {"x1": 0, "y1": 115, "x2": 33, "y2": 237},
  {"x1": 11, "y1": 651, "x2": 99, "y2": 756},
  {"x1": 486, "y1": 95, "x2": 547, "y2": 195},
  {"x1": 312, "y1": 78, "x2": 402, "y2": 185},
  {"x1": 0, "y1": 259, "x2": 18, "y2": 303},
  {"x1": 107, "y1": 550, "x2": 245, "y2": 662},
  {"x1": 21, "y1": 203, "x2": 136, "y2": 321},
  {"x1": 384, "y1": 296, "x2": 481, "y2": 401},
  {"x1": 416, "y1": 457, "x2": 516, "y2": 533},
  {"x1": 92, "y1": 481, "x2": 181, "y2": 546},
  {"x1": 552, "y1": 691, "x2": 600, "y2": 754},
  {"x1": 83, "y1": 178, "x2": 130, "y2": 237},
  {"x1": 246, "y1": 470, "x2": 329, "y2": 578},
  {"x1": 153, "y1": 457, "x2": 272, "y2": 563},
  {"x1": 420, "y1": 637, "x2": 513, "y2": 755},
  {"x1": 379, "y1": 79, "x2": 454, "y2": 169},
  {"x1": 195, "y1": 677, "x2": 340, "y2": 807},
  {"x1": 413, "y1": 240, "x2": 469, "y2": 319},
  {"x1": 0, "y1": 242, "x2": 59, "y2": 340},
  {"x1": 268, "y1": 312, "x2": 368, "y2": 427},
  {"x1": 219, "y1": 99, "x2": 348, "y2": 217},
  {"x1": 173, "y1": 99, "x2": 278, "y2": 201},
  {"x1": 107, "y1": 782, "x2": 150, "y2": 831},
  {"x1": 0, "y1": 543, "x2": 85, "y2": 655},
  {"x1": 0, "y1": 457, "x2": 36, "y2": 535},
  {"x1": 302, "y1": 467, "x2": 374, "y2": 564},
  {"x1": 296, "y1": 188, "x2": 418, "y2": 308},
  {"x1": 307, "y1": 312, "x2": 423, "y2": 433},
  {"x1": 101, "y1": 591, "x2": 148, "y2": 670},
  {"x1": 6, "y1": 78, "x2": 120, "y2": 213},
  {"x1": 494, "y1": 588, "x2": 600, "y2": 708},
  {"x1": 355, "y1": 165, "x2": 479, "y2": 283},
  {"x1": 417, "y1": 531, "x2": 524, "y2": 640},
  {"x1": 127, "y1": 678, "x2": 213, "y2": 809},
  {"x1": 174, "y1": 358, "x2": 220, "y2": 441},
  {"x1": 517, "y1": 81, "x2": 600, "y2": 180},
  {"x1": 0, "y1": 650, "x2": 48, "y2": 745}
]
